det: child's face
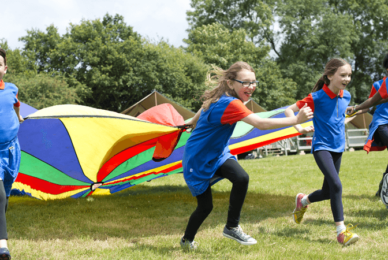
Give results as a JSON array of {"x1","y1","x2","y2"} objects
[
  {"x1": 328, "y1": 64, "x2": 352, "y2": 91},
  {"x1": 0, "y1": 56, "x2": 7, "y2": 81},
  {"x1": 228, "y1": 69, "x2": 257, "y2": 102}
]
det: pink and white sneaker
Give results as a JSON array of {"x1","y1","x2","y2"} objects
[{"x1": 293, "y1": 193, "x2": 308, "y2": 224}]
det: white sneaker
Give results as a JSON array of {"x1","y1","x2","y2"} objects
[
  {"x1": 180, "y1": 236, "x2": 198, "y2": 250},
  {"x1": 222, "y1": 225, "x2": 257, "y2": 245}
]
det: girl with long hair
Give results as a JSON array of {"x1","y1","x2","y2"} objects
[{"x1": 180, "y1": 61, "x2": 313, "y2": 250}]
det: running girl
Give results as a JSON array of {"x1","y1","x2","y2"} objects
[
  {"x1": 285, "y1": 58, "x2": 359, "y2": 246},
  {"x1": 180, "y1": 61, "x2": 313, "y2": 250},
  {"x1": 346, "y1": 53, "x2": 388, "y2": 196}
]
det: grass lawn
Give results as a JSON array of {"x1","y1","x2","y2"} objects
[{"x1": 7, "y1": 150, "x2": 388, "y2": 259}]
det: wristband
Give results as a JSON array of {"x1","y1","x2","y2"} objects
[{"x1": 354, "y1": 105, "x2": 358, "y2": 112}]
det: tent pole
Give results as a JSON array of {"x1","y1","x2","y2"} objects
[{"x1": 363, "y1": 114, "x2": 366, "y2": 129}]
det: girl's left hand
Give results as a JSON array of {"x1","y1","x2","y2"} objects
[{"x1": 18, "y1": 115, "x2": 24, "y2": 123}]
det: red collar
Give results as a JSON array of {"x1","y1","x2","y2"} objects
[
  {"x1": 0, "y1": 80, "x2": 4, "y2": 90},
  {"x1": 322, "y1": 84, "x2": 343, "y2": 99}
]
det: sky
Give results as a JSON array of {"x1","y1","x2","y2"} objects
[{"x1": 1, "y1": 0, "x2": 192, "y2": 50}]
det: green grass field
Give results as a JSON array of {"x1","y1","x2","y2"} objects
[{"x1": 7, "y1": 150, "x2": 388, "y2": 259}]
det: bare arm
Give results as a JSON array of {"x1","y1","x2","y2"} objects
[
  {"x1": 186, "y1": 108, "x2": 203, "y2": 129},
  {"x1": 14, "y1": 106, "x2": 24, "y2": 123},
  {"x1": 346, "y1": 91, "x2": 388, "y2": 115},
  {"x1": 284, "y1": 104, "x2": 314, "y2": 134},
  {"x1": 242, "y1": 104, "x2": 313, "y2": 130}
]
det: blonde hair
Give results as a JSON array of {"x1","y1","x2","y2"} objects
[
  {"x1": 312, "y1": 58, "x2": 350, "y2": 92},
  {"x1": 201, "y1": 61, "x2": 255, "y2": 110}
]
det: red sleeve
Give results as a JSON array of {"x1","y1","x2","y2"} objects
[
  {"x1": 14, "y1": 93, "x2": 21, "y2": 107},
  {"x1": 221, "y1": 99, "x2": 253, "y2": 125},
  {"x1": 378, "y1": 77, "x2": 388, "y2": 99},
  {"x1": 296, "y1": 93, "x2": 314, "y2": 112},
  {"x1": 368, "y1": 85, "x2": 377, "y2": 98}
]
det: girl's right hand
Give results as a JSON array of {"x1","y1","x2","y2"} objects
[
  {"x1": 298, "y1": 125, "x2": 314, "y2": 134},
  {"x1": 296, "y1": 104, "x2": 313, "y2": 124}
]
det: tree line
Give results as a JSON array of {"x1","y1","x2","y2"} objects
[{"x1": 2, "y1": 0, "x2": 388, "y2": 112}]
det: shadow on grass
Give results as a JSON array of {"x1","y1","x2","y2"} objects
[
  {"x1": 343, "y1": 193, "x2": 381, "y2": 202},
  {"x1": 266, "y1": 226, "x2": 332, "y2": 244},
  {"x1": 8, "y1": 184, "x2": 295, "y2": 242}
]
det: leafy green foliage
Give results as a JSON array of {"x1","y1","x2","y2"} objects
[
  {"x1": 274, "y1": 0, "x2": 358, "y2": 98},
  {"x1": 19, "y1": 14, "x2": 208, "y2": 112},
  {"x1": 330, "y1": 0, "x2": 388, "y2": 102},
  {"x1": 4, "y1": 73, "x2": 80, "y2": 109},
  {"x1": 185, "y1": 23, "x2": 297, "y2": 110},
  {"x1": 187, "y1": 0, "x2": 274, "y2": 44},
  {"x1": 187, "y1": 0, "x2": 388, "y2": 104},
  {"x1": 0, "y1": 40, "x2": 32, "y2": 75}
]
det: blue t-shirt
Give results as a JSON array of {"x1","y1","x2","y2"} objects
[
  {"x1": 0, "y1": 81, "x2": 20, "y2": 144},
  {"x1": 296, "y1": 85, "x2": 351, "y2": 153},
  {"x1": 183, "y1": 95, "x2": 252, "y2": 196},
  {"x1": 364, "y1": 77, "x2": 388, "y2": 152}
]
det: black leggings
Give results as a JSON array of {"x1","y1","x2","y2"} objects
[
  {"x1": 184, "y1": 159, "x2": 249, "y2": 241},
  {"x1": 309, "y1": 150, "x2": 344, "y2": 222},
  {"x1": 375, "y1": 124, "x2": 388, "y2": 173},
  {"x1": 0, "y1": 180, "x2": 9, "y2": 240}
]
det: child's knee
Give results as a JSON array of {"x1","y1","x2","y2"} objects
[{"x1": 199, "y1": 204, "x2": 213, "y2": 216}]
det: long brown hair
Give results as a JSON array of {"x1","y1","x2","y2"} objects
[
  {"x1": 201, "y1": 61, "x2": 255, "y2": 110},
  {"x1": 312, "y1": 58, "x2": 350, "y2": 92}
]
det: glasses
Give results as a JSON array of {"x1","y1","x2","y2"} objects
[{"x1": 231, "y1": 79, "x2": 259, "y2": 88}]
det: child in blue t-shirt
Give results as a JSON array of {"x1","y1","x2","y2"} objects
[
  {"x1": 180, "y1": 61, "x2": 313, "y2": 250},
  {"x1": 0, "y1": 48, "x2": 23, "y2": 260},
  {"x1": 285, "y1": 58, "x2": 359, "y2": 246},
  {"x1": 346, "y1": 53, "x2": 388, "y2": 198}
]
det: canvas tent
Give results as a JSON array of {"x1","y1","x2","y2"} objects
[
  {"x1": 244, "y1": 99, "x2": 266, "y2": 113},
  {"x1": 347, "y1": 112, "x2": 372, "y2": 129},
  {"x1": 121, "y1": 90, "x2": 195, "y2": 120}
]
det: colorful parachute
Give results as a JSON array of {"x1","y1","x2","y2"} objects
[
  {"x1": 20, "y1": 102, "x2": 37, "y2": 118},
  {"x1": 12, "y1": 104, "x2": 186, "y2": 200},
  {"x1": 12, "y1": 103, "x2": 312, "y2": 200}
]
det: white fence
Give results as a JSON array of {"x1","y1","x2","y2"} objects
[{"x1": 257, "y1": 129, "x2": 368, "y2": 157}]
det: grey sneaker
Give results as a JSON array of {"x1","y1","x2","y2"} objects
[
  {"x1": 222, "y1": 225, "x2": 257, "y2": 245},
  {"x1": 180, "y1": 236, "x2": 198, "y2": 250}
]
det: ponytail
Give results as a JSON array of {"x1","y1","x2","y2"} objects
[{"x1": 312, "y1": 75, "x2": 330, "y2": 92}]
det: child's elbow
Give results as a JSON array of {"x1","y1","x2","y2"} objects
[{"x1": 255, "y1": 123, "x2": 269, "y2": 130}]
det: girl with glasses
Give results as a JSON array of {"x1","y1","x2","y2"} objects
[{"x1": 180, "y1": 61, "x2": 313, "y2": 250}]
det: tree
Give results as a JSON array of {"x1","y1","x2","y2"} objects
[
  {"x1": 0, "y1": 39, "x2": 32, "y2": 75},
  {"x1": 187, "y1": 0, "x2": 274, "y2": 44},
  {"x1": 187, "y1": 0, "x2": 388, "y2": 103},
  {"x1": 329, "y1": 0, "x2": 388, "y2": 103},
  {"x1": 4, "y1": 73, "x2": 80, "y2": 109},
  {"x1": 273, "y1": 0, "x2": 358, "y2": 98},
  {"x1": 185, "y1": 23, "x2": 297, "y2": 110},
  {"x1": 20, "y1": 14, "x2": 209, "y2": 112}
]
